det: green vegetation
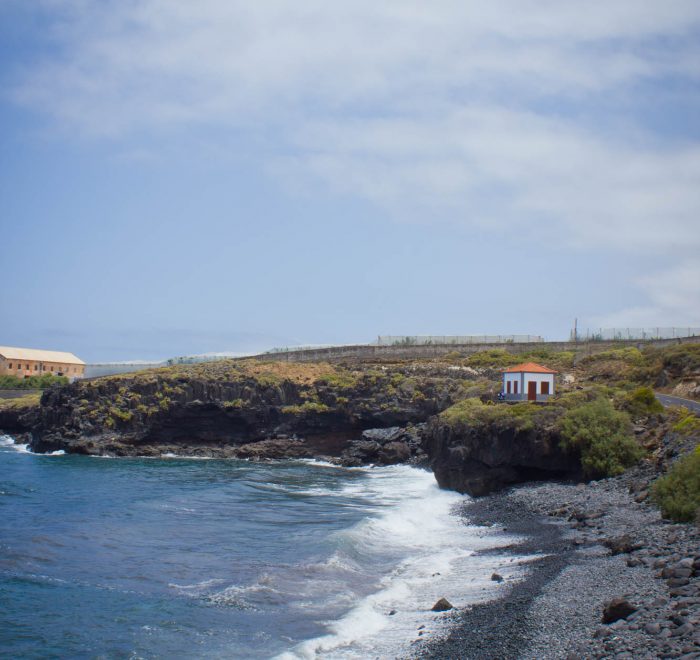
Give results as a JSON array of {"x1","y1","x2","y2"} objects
[
  {"x1": 281, "y1": 401, "x2": 331, "y2": 414},
  {"x1": 559, "y1": 398, "x2": 643, "y2": 478},
  {"x1": 0, "y1": 392, "x2": 41, "y2": 411},
  {"x1": 670, "y1": 409, "x2": 700, "y2": 436},
  {"x1": 462, "y1": 347, "x2": 575, "y2": 371},
  {"x1": 439, "y1": 397, "x2": 555, "y2": 432},
  {"x1": 464, "y1": 349, "x2": 521, "y2": 369},
  {"x1": 316, "y1": 370, "x2": 361, "y2": 390},
  {"x1": 222, "y1": 399, "x2": 245, "y2": 409},
  {"x1": 0, "y1": 374, "x2": 68, "y2": 390},
  {"x1": 652, "y1": 446, "x2": 700, "y2": 523},
  {"x1": 615, "y1": 386, "x2": 664, "y2": 419}
]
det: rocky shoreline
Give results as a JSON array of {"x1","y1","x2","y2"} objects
[{"x1": 413, "y1": 469, "x2": 699, "y2": 659}]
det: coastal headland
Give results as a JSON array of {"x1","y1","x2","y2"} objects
[{"x1": 1, "y1": 338, "x2": 699, "y2": 657}]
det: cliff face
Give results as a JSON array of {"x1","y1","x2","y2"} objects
[
  {"x1": 27, "y1": 361, "x2": 465, "y2": 462},
  {"x1": 423, "y1": 416, "x2": 581, "y2": 496}
]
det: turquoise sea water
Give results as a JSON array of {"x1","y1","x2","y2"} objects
[{"x1": 0, "y1": 435, "x2": 517, "y2": 659}]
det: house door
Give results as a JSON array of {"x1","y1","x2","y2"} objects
[{"x1": 528, "y1": 381, "x2": 537, "y2": 401}]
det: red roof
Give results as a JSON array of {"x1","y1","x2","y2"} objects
[{"x1": 503, "y1": 362, "x2": 557, "y2": 374}]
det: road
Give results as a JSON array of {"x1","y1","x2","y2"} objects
[{"x1": 655, "y1": 392, "x2": 700, "y2": 415}]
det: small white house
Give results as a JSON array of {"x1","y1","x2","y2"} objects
[{"x1": 501, "y1": 362, "x2": 556, "y2": 402}]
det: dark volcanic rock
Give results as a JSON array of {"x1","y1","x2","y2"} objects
[
  {"x1": 431, "y1": 598, "x2": 454, "y2": 612},
  {"x1": 25, "y1": 363, "x2": 454, "y2": 460},
  {"x1": 338, "y1": 424, "x2": 426, "y2": 466},
  {"x1": 602, "y1": 598, "x2": 637, "y2": 624},
  {"x1": 0, "y1": 404, "x2": 38, "y2": 434},
  {"x1": 423, "y1": 416, "x2": 580, "y2": 496},
  {"x1": 603, "y1": 534, "x2": 642, "y2": 555}
]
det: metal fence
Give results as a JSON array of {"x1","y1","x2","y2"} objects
[
  {"x1": 572, "y1": 327, "x2": 700, "y2": 342},
  {"x1": 375, "y1": 335, "x2": 544, "y2": 346}
]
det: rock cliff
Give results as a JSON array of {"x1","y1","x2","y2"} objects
[
  {"x1": 26, "y1": 360, "x2": 465, "y2": 462},
  {"x1": 423, "y1": 415, "x2": 580, "y2": 496}
]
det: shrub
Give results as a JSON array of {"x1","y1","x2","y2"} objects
[
  {"x1": 464, "y1": 349, "x2": 521, "y2": 368},
  {"x1": 672, "y1": 412, "x2": 700, "y2": 436},
  {"x1": 439, "y1": 398, "x2": 549, "y2": 432},
  {"x1": 281, "y1": 401, "x2": 330, "y2": 414},
  {"x1": 559, "y1": 398, "x2": 643, "y2": 478},
  {"x1": 616, "y1": 386, "x2": 664, "y2": 419},
  {"x1": 652, "y1": 447, "x2": 700, "y2": 522},
  {"x1": 0, "y1": 374, "x2": 68, "y2": 390}
]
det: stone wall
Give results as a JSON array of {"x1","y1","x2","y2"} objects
[{"x1": 254, "y1": 335, "x2": 700, "y2": 364}]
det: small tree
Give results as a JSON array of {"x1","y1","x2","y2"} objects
[{"x1": 559, "y1": 398, "x2": 643, "y2": 478}]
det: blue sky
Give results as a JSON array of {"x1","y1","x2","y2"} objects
[{"x1": 1, "y1": 1, "x2": 699, "y2": 362}]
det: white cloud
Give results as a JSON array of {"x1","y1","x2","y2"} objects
[
  {"x1": 15, "y1": 1, "x2": 700, "y2": 134},
  {"x1": 279, "y1": 106, "x2": 700, "y2": 254},
  {"x1": 9, "y1": 0, "x2": 700, "y2": 322},
  {"x1": 592, "y1": 261, "x2": 700, "y2": 327}
]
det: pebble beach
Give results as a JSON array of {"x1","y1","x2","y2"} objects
[{"x1": 413, "y1": 468, "x2": 700, "y2": 659}]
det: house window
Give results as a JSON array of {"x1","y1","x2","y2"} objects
[
  {"x1": 25, "y1": 364, "x2": 29, "y2": 370},
  {"x1": 541, "y1": 381, "x2": 550, "y2": 395},
  {"x1": 34, "y1": 364, "x2": 38, "y2": 371},
  {"x1": 50, "y1": 366, "x2": 54, "y2": 372},
  {"x1": 8, "y1": 363, "x2": 12, "y2": 369}
]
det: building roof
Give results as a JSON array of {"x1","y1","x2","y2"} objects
[
  {"x1": 0, "y1": 346, "x2": 85, "y2": 366},
  {"x1": 503, "y1": 362, "x2": 557, "y2": 374}
]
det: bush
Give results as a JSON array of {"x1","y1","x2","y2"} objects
[
  {"x1": 672, "y1": 412, "x2": 700, "y2": 436},
  {"x1": 439, "y1": 397, "x2": 556, "y2": 432},
  {"x1": 464, "y1": 349, "x2": 521, "y2": 368},
  {"x1": 281, "y1": 401, "x2": 330, "y2": 414},
  {"x1": 559, "y1": 398, "x2": 643, "y2": 478},
  {"x1": 0, "y1": 374, "x2": 68, "y2": 389},
  {"x1": 652, "y1": 447, "x2": 700, "y2": 522},
  {"x1": 616, "y1": 386, "x2": 664, "y2": 419}
]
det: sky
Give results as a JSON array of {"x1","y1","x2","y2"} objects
[{"x1": 1, "y1": 1, "x2": 699, "y2": 362}]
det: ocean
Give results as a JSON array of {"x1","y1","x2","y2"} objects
[{"x1": 0, "y1": 434, "x2": 524, "y2": 658}]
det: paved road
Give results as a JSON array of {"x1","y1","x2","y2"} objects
[{"x1": 655, "y1": 392, "x2": 700, "y2": 415}]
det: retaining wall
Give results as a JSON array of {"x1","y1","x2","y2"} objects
[{"x1": 253, "y1": 335, "x2": 700, "y2": 364}]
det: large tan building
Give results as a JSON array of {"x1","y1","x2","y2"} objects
[{"x1": 0, "y1": 346, "x2": 86, "y2": 381}]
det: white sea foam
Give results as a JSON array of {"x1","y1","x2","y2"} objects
[
  {"x1": 276, "y1": 464, "x2": 535, "y2": 659},
  {"x1": 0, "y1": 434, "x2": 65, "y2": 456}
]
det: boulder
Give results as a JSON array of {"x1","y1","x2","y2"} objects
[
  {"x1": 491, "y1": 573, "x2": 504, "y2": 582},
  {"x1": 603, "y1": 535, "x2": 641, "y2": 555},
  {"x1": 431, "y1": 598, "x2": 453, "y2": 612},
  {"x1": 602, "y1": 598, "x2": 637, "y2": 624}
]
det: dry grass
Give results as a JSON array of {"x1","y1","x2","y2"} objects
[{"x1": 0, "y1": 392, "x2": 41, "y2": 410}]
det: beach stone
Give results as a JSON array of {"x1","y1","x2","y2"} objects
[
  {"x1": 603, "y1": 598, "x2": 638, "y2": 624},
  {"x1": 603, "y1": 535, "x2": 639, "y2": 555},
  {"x1": 669, "y1": 578, "x2": 691, "y2": 588},
  {"x1": 671, "y1": 622, "x2": 695, "y2": 637},
  {"x1": 645, "y1": 622, "x2": 662, "y2": 634},
  {"x1": 431, "y1": 598, "x2": 453, "y2": 612},
  {"x1": 491, "y1": 573, "x2": 504, "y2": 582}
]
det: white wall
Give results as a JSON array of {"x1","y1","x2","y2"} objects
[{"x1": 502, "y1": 372, "x2": 555, "y2": 395}]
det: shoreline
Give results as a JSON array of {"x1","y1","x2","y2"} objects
[
  {"x1": 412, "y1": 470, "x2": 700, "y2": 659},
  {"x1": 410, "y1": 486, "x2": 572, "y2": 660}
]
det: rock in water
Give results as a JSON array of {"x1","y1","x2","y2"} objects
[
  {"x1": 431, "y1": 598, "x2": 454, "y2": 612},
  {"x1": 491, "y1": 573, "x2": 504, "y2": 582},
  {"x1": 602, "y1": 598, "x2": 637, "y2": 624}
]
